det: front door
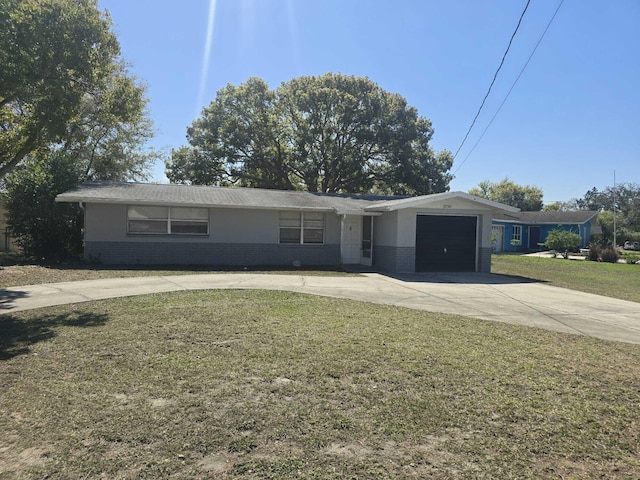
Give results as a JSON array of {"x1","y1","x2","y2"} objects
[
  {"x1": 528, "y1": 226, "x2": 541, "y2": 250},
  {"x1": 492, "y1": 225, "x2": 504, "y2": 253},
  {"x1": 340, "y1": 215, "x2": 362, "y2": 264},
  {"x1": 361, "y1": 216, "x2": 373, "y2": 266}
]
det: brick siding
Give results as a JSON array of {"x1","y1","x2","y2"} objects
[
  {"x1": 374, "y1": 246, "x2": 415, "y2": 273},
  {"x1": 478, "y1": 247, "x2": 492, "y2": 273},
  {"x1": 85, "y1": 241, "x2": 341, "y2": 267}
]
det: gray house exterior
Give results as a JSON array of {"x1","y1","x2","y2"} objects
[{"x1": 56, "y1": 182, "x2": 518, "y2": 273}]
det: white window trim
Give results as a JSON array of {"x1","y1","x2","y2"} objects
[
  {"x1": 279, "y1": 211, "x2": 325, "y2": 245},
  {"x1": 512, "y1": 225, "x2": 522, "y2": 243},
  {"x1": 127, "y1": 206, "x2": 209, "y2": 236}
]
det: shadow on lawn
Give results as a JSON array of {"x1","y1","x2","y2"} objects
[{"x1": 0, "y1": 311, "x2": 108, "y2": 360}]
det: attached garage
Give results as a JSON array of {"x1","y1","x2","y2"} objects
[
  {"x1": 365, "y1": 192, "x2": 519, "y2": 274},
  {"x1": 415, "y1": 215, "x2": 477, "y2": 272}
]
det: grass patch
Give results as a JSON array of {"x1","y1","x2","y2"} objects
[
  {"x1": 620, "y1": 250, "x2": 640, "y2": 264},
  {"x1": 0, "y1": 258, "x2": 355, "y2": 288},
  {"x1": 492, "y1": 254, "x2": 640, "y2": 303},
  {"x1": 1, "y1": 290, "x2": 640, "y2": 478}
]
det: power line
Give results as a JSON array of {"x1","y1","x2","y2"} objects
[
  {"x1": 452, "y1": 0, "x2": 531, "y2": 160},
  {"x1": 453, "y1": 0, "x2": 564, "y2": 174}
]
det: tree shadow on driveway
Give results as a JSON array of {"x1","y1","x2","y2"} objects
[
  {"x1": 0, "y1": 311, "x2": 108, "y2": 360},
  {"x1": 383, "y1": 272, "x2": 544, "y2": 285},
  {"x1": 343, "y1": 266, "x2": 544, "y2": 285},
  {"x1": 0, "y1": 289, "x2": 28, "y2": 311}
]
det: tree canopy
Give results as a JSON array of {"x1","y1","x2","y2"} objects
[
  {"x1": 2, "y1": 0, "x2": 158, "y2": 259},
  {"x1": 469, "y1": 178, "x2": 543, "y2": 211},
  {"x1": 575, "y1": 183, "x2": 640, "y2": 231},
  {"x1": 59, "y1": 62, "x2": 158, "y2": 181},
  {"x1": 166, "y1": 74, "x2": 453, "y2": 195},
  {"x1": 572, "y1": 183, "x2": 640, "y2": 243},
  {"x1": 0, "y1": 0, "x2": 121, "y2": 178},
  {"x1": 542, "y1": 201, "x2": 575, "y2": 212}
]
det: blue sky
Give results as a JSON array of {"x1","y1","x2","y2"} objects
[{"x1": 98, "y1": 0, "x2": 639, "y2": 203}]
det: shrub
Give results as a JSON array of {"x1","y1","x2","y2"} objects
[
  {"x1": 542, "y1": 229, "x2": 582, "y2": 259},
  {"x1": 624, "y1": 254, "x2": 639, "y2": 265},
  {"x1": 600, "y1": 248, "x2": 620, "y2": 263},
  {"x1": 587, "y1": 243, "x2": 600, "y2": 262},
  {"x1": 5, "y1": 152, "x2": 84, "y2": 260}
]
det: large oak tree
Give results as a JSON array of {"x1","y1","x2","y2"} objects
[
  {"x1": 59, "y1": 62, "x2": 158, "y2": 181},
  {"x1": 2, "y1": 0, "x2": 158, "y2": 258},
  {"x1": 166, "y1": 74, "x2": 453, "y2": 195},
  {"x1": 0, "y1": 0, "x2": 120, "y2": 178}
]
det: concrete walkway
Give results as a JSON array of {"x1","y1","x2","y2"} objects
[{"x1": 2, "y1": 272, "x2": 640, "y2": 344}]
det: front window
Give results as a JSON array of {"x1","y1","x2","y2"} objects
[
  {"x1": 279, "y1": 211, "x2": 324, "y2": 244},
  {"x1": 512, "y1": 225, "x2": 522, "y2": 245},
  {"x1": 170, "y1": 207, "x2": 209, "y2": 234},
  {"x1": 127, "y1": 206, "x2": 209, "y2": 235}
]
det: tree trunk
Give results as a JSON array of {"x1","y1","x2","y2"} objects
[{"x1": 0, "y1": 144, "x2": 34, "y2": 179}]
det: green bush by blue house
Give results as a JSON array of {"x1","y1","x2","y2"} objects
[{"x1": 492, "y1": 211, "x2": 599, "y2": 253}]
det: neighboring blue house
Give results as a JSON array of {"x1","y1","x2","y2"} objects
[{"x1": 492, "y1": 211, "x2": 600, "y2": 253}]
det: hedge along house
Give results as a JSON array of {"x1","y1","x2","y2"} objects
[
  {"x1": 491, "y1": 211, "x2": 600, "y2": 253},
  {"x1": 56, "y1": 182, "x2": 519, "y2": 273}
]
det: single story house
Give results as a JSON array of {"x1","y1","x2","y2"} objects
[
  {"x1": 491, "y1": 210, "x2": 600, "y2": 253},
  {"x1": 56, "y1": 182, "x2": 519, "y2": 273}
]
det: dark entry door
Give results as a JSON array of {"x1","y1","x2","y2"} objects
[
  {"x1": 528, "y1": 227, "x2": 540, "y2": 250},
  {"x1": 415, "y1": 215, "x2": 477, "y2": 272}
]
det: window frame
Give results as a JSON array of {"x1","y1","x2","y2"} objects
[
  {"x1": 127, "y1": 205, "x2": 209, "y2": 236},
  {"x1": 279, "y1": 211, "x2": 325, "y2": 245},
  {"x1": 512, "y1": 225, "x2": 522, "y2": 244}
]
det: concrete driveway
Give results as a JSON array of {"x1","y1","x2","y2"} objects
[{"x1": 2, "y1": 272, "x2": 640, "y2": 344}]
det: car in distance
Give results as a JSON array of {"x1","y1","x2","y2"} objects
[{"x1": 623, "y1": 241, "x2": 640, "y2": 251}]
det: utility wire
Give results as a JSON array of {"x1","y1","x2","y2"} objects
[
  {"x1": 452, "y1": 0, "x2": 531, "y2": 160},
  {"x1": 453, "y1": 0, "x2": 564, "y2": 174}
]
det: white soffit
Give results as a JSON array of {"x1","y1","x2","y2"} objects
[{"x1": 365, "y1": 191, "x2": 520, "y2": 213}]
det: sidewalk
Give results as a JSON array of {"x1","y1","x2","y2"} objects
[{"x1": 2, "y1": 273, "x2": 640, "y2": 344}]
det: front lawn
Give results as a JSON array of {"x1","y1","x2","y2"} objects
[
  {"x1": 0, "y1": 258, "x2": 355, "y2": 288},
  {"x1": 492, "y1": 254, "x2": 640, "y2": 303},
  {"x1": 2, "y1": 290, "x2": 639, "y2": 479}
]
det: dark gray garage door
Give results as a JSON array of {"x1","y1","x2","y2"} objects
[{"x1": 415, "y1": 215, "x2": 477, "y2": 272}]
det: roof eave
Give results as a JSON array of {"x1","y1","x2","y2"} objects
[
  {"x1": 55, "y1": 195, "x2": 339, "y2": 212},
  {"x1": 364, "y1": 191, "x2": 520, "y2": 213},
  {"x1": 334, "y1": 208, "x2": 383, "y2": 216}
]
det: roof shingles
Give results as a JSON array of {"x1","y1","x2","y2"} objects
[
  {"x1": 57, "y1": 182, "x2": 521, "y2": 214},
  {"x1": 493, "y1": 210, "x2": 599, "y2": 224},
  {"x1": 56, "y1": 182, "x2": 404, "y2": 212}
]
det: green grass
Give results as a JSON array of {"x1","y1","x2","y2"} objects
[
  {"x1": 492, "y1": 254, "x2": 640, "y2": 303},
  {"x1": 620, "y1": 250, "x2": 640, "y2": 264},
  {"x1": 0, "y1": 259, "x2": 356, "y2": 288},
  {"x1": 2, "y1": 290, "x2": 640, "y2": 478}
]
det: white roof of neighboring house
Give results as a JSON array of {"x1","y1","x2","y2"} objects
[
  {"x1": 364, "y1": 191, "x2": 520, "y2": 212},
  {"x1": 56, "y1": 182, "x2": 519, "y2": 214}
]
